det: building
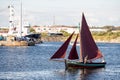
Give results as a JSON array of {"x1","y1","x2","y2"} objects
[
  {"x1": 32, "y1": 25, "x2": 79, "y2": 34},
  {"x1": 32, "y1": 25, "x2": 109, "y2": 34}
]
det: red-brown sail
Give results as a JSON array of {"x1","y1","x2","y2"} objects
[
  {"x1": 68, "y1": 34, "x2": 79, "y2": 60},
  {"x1": 50, "y1": 32, "x2": 74, "y2": 59},
  {"x1": 80, "y1": 13, "x2": 103, "y2": 62}
]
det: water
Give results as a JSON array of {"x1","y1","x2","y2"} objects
[{"x1": 0, "y1": 42, "x2": 120, "y2": 80}]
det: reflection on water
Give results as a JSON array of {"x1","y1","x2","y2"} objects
[
  {"x1": 0, "y1": 68, "x2": 119, "y2": 80},
  {"x1": 0, "y1": 42, "x2": 120, "y2": 80},
  {"x1": 64, "y1": 68, "x2": 105, "y2": 80},
  {"x1": 0, "y1": 68, "x2": 117, "y2": 80}
]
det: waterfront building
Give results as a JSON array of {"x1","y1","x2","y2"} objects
[{"x1": 32, "y1": 25, "x2": 108, "y2": 34}]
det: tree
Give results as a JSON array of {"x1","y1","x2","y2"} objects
[{"x1": 30, "y1": 27, "x2": 36, "y2": 33}]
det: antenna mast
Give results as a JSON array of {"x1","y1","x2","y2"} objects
[{"x1": 19, "y1": 0, "x2": 22, "y2": 38}]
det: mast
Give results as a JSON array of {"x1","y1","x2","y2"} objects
[
  {"x1": 19, "y1": 0, "x2": 22, "y2": 38},
  {"x1": 53, "y1": 16, "x2": 55, "y2": 26},
  {"x1": 80, "y1": 13, "x2": 103, "y2": 62}
]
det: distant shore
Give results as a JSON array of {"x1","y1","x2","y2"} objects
[{"x1": 41, "y1": 36, "x2": 120, "y2": 43}]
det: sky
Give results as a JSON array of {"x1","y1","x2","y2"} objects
[{"x1": 0, "y1": 0, "x2": 120, "y2": 27}]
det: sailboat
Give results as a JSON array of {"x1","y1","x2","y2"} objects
[{"x1": 50, "y1": 13, "x2": 106, "y2": 69}]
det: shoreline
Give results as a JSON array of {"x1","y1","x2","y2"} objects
[
  {"x1": 95, "y1": 41, "x2": 120, "y2": 44},
  {"x1": 41, "y1": 36, "x2": 120, "y2": 43}
]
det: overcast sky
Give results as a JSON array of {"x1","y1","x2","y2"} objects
[{"x1": 0, "y1": 0, "x2": 120, "y2": 27}]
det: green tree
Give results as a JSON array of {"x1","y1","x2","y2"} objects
[
  {"x1": 60, "y1": 30, "x2": 70, "y2": 37},
  {"x1": 30, "y1": 28, "x2": 36, "y2": 33}
]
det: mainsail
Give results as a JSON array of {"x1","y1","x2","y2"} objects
[
  {"x1": 68, "y1": 34, "x2": 79, "y2": 60},
  {"x1": 80, "y1": 13, "x2": 103, "y2": 62},
  {"x1": 50, "y1": 32, "x2": 74, "y2": 59}
]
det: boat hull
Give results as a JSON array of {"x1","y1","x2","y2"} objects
[{"x1": 66, "y1": 61, "x2": 106, "y2": 69}]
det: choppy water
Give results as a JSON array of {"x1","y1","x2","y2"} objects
[{"x1": 0, "y1": 42, "x2": 120, "y2": 80}]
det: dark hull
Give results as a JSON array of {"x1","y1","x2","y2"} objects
[
  {"x1": 25, "y1": 34, "x2": 41, "y2": 39},
  {"x1": 66, "y1": 61, "x2": 106, "y2": 69}
]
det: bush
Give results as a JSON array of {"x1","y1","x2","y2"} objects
[
  {"x1": 60, "y1": 30, "x2": 70, "y2": 37},
  {"x1": 30, "y1": 28, "x2": 36, "y2": 33}
]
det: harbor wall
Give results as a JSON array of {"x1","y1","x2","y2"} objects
[{"x1": 0, "y1": 41, "x2": 28, "y2": 46}]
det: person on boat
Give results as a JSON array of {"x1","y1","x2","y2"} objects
[
  {"x1": 84, "y1": 56, "x2": 88, "y2": 64},
  {"x1": 84, "y1": 55, "x2": 92, "y2": 64}
]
